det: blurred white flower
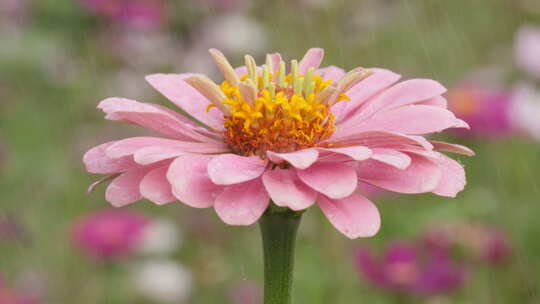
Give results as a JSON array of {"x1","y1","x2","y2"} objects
[
  {"x1": 509, "y1": 82, "x2": 540, "y2": 141},
  {"x1": 197, "y1": 13, "x2": 267, "y2": 56},
  {"x1": 515, "y1": 25, "x2": 540, "y2": 80},
  {"x1": 132, "y1": 259, "x2": 193, "y2": 303},
  {"x1": 137, "y1": 218, "x2": 181, "y2": 256}
]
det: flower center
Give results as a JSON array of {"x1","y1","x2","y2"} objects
[{"x1": 219, "y1": 61, "x2": 346, "y2": 157}]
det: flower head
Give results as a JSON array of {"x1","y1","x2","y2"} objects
[
  {"x1": 84, "y1": 48, "x2": 472, "y2": 238},
  {"x1": 72, "y1": 209, "x2": 148, "y2": 261},
  {"x1": 79, "y1": 0, "x2": 165, "y2": 29},
  {"x1": 447, "y1": 83, "x2": 513, "y2": 137},
  {"x1": 355, "y1": 241, "x2": 466, "y2": 297}
]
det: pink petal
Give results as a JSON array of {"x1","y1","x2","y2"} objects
[
  {"x1": 335, "y1": 68, "x2": 401, "y2": 122},
  {"x1": 105, "y1": 137, "x2": 185, "y2": 158},
  {"x1": 140, "y1": 166, "x2": 176, "y2": 205},
  {"x1": 327, "y1": 130, "x2": 433, "y2": 150},
  {"x1": 431, "y1": 154, "x2": 466, "y2": 197},
  {"x1": 353, "y1": 105, "x2": 468, "y2": 135},
  {"x1": 317, "y1": 146, "x2": 372, "y2": 161},
  {"x1": 207, "y1": 154, "x2": 267, "y2": 185},
  {"x1": 318, "y1": 193, "x2": 381, "y2": 239},
  {"x1": 145, "y1": 74, "x2": 224, "y2": 130},
  {"x1": 262, "y1": 168, "x2": 317, "y2": 211},
  {"x1": 316, "y1": 66, "x2": 346, "y2": 82},
  {"x1": 370, "y1": 148, "x2": 412, "y2": 169},
  {"x1": 214, "y1": 179, "x2": 270, "y2": 225},
  {"x1": 297, "y1": 162, "x2": 357, "y2": 199},
  {"x1": 430, "y1": 141, "x2": 475, "y2": 156},
  {"x1": 356, "y1": 154, "x2": 442, "y2": 194},
  {"x1": 267, "y1": 149, "x2": 319, "y2": 169},
  {"x1": 133, "y1": 146, "x2": 187, "y2": 165},
  {"x1": 133, "y1": 141, "x2": 230, "y2": 165},
  {"x1": 98, "y1": 97, "x2": 215, "y2": 142},
  {"x1": 105, "y1": 166, "x2": 152, "y2": 207},
  {"x1": 299, "y1": 48, "x2": 325, "y2": 74},
  {"x1": 355, "y1": 79, "x2": 447, "y2": 119},
  {"x1": 167, "y1": 155, "x2": 223, "y2": 208},
  {"x1": 419, "y1": 96, "x2": 448, "y2": 108},
  {"x1": 83, "y1": 142, "x2": 138, "y2": 174}
]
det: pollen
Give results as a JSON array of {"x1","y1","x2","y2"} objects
[{"x1": 219, "y1": 59, "x2": 343, "y2": 156}]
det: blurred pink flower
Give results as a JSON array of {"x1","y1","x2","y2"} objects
[
  {"x1": 79, "y1": 0, "x2": 165, "y2": 29},
  {"x1": 515, "y1": 25, "x2": 540, "y2": 80},
  {"x1": 421, "y1": 221, "x2": 512, "y2": 266},
  {"x1": 83, "y1": 48, "x2": 472, "y2": 239},
  {"x1": 447, "y1": 84, "x2": 513, "y2": 137},
  {"x1": 72, "y1": 209, "x2": 148, "y2": 261},
  {"x1": 355, "y1": 241, "x2": 466, "y2": 297}
]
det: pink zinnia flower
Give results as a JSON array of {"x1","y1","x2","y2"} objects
[
  {"x1": 421, "y1": 221, "x2": 512, "y2": 265},
  {"x1": 72, "y1": 209, "x2": 148, "y2": 261},
  {"x1": 515, "y1": 25, "x2": 540, "y2": 80},
  {"x1": 83, "y1": 48, "x2": 472, "y2": 238},
  {"x1": 79, "y1": 0, "x2": 165, "y2": 29},
  {"x1": 447, "y1": 83, "x2": 513, "y2": 137},
  {"x1": 355, "y1": 241, "x2": 466, "y2": 296}
]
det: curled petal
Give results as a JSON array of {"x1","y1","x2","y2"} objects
[
  {"x1": 167, "y1": 155, "x2": 223, "y2": 208},
  {"x1": 105, "y1": 166, "x2": 153, "y2": 207},
  {"x1": 297, "y1": 162, "x2": 357, "y2": 199},
  {"x1": 83, "y1": 142, "x2": 138, "y2": 174},
  {"x1": 262, "y1": 168, "x2": 317, "y2": 211},
  {"x1": 140, "y1": 166, "x2": 176, "y2": 205},
  {"x1": 214, "y1": 179, "x2": 270, "y2": 226},
  {"x1": 431, "y1": 154, "x2": 466, "y2": 198},
  {"x1": 207, "y1": 154, "x2": 267, "y2": 185},
  {"x1": 267, "y1": 149, "x2": 319, "y2": 169},
  {"x1": 318, "y1": 193, "x2": 381, "y2": 239}
]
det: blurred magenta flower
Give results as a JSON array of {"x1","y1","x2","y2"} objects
[
  {"x1": 72, "y1": 209, "x2": 148, "y2": 261},
  {"x1": 447, "y1": 84, "x2": 513, "y2": 137},
  {"x1": 79, "y1": 0, "x2": 165, "y2": 29},
  {"x1": 83, "y1": 48, "x2": 472, "y2": 239},
  {"x1": 515, "y1": 25, "x2": 540, "y2": 80},
  {"x1": 355, "y1": 241, "x2": 466, "y2": 297}
]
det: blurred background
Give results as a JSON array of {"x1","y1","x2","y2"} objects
[{"x1": 1, "y1": 0, "x2": 540, "y2": 303}]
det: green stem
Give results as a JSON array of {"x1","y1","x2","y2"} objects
[{"x1": 259, "y1": 206, "x2": 303, "y2": 304}]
